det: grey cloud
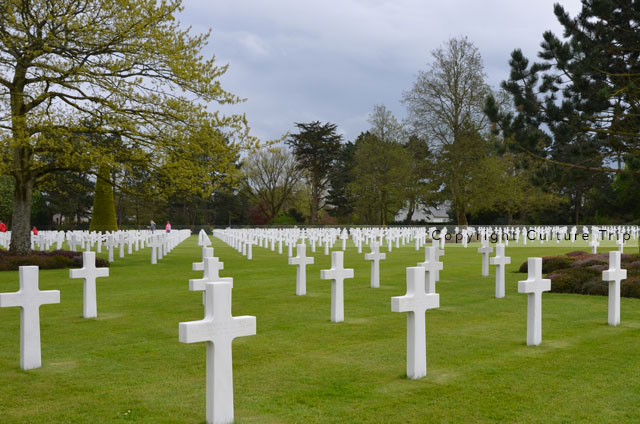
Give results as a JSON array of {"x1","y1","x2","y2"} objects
[{"x1": 179, "y1": 0, "x2": 583, "y2": 142}]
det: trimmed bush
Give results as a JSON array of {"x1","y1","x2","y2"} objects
[
  {"x1": 0, "y1": 249, "x2": 109, "y2": 271},
  {"x1": 518, "y1": 255, "x2": 576, "y2": 273},
  {"x1": 89, "y1": 165, "x2": 118, "y2": 233},
  {"x1": 519, "y1": 251, "x2": 640, "y2": 299}
]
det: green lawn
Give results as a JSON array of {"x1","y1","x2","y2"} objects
[{"x1": 0, "y1": 235, "x2": 639, "y2": 423}]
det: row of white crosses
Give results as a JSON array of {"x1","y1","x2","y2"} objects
[
  {"x1": 25, "y1": 229, "x2": 192, "y2": 265},
  {"x1": 0, "y1": 230, "x2": 191, "y2": 371},
  {"x1": 214, "y1": 226, "x2": 428, "y2": 259},
  {"x1": 215, "y1": 226, "x2": 640, "y2": 266},
  {"x1": 213, "y1": 226, "x2": 633, "y2": 381},
  {"x1": 180, "y1": 230, "x2": 256, "y2": 424},
  {"x1": 0, "y1": 251, "x2": 109, "y2": 370},
  {"x1": 482, "y1": 240, "x2": 628, "y2": 346},
  {"x1": 287, "y1": 238, "x2": 444, "y2": 377}
]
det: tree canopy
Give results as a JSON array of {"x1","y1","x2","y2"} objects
[
  {"x1": 0, "y1": 0, "x2": 251, "y2": 253},
  {"x1": 485, "y1": 0, "x2": 640, "y2": 173},
  {"x1": 403, "y1": 36, "x2": 492, "y2": 225},
  {"x1": 287, "y1": 121, "x2": 342, "y2": 224}
]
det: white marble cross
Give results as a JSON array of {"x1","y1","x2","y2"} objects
[
  {"x1": 193, "y1": 247, "x2": 215, "y2": 272},
  {"x1": 602, "y1": 251, "x2": 627, "y2": 326},
  {"x1": 477, "y1": 239, "x2": 493, "y2": 277},
  {"x1": 198, "y1": 228, "x2": 212, "y2": 247},
  {"x1": 431, "y1": 239, "x2": 444, "y2": 281},
  {"x1": 320, "y1": 251, "x2": 354, "y2": 322},
  {"x1": 190, "y1": 257, "x2": 231, "y2": 292},
  {"x1": 617, "y1": 237, "x2": 625, "y2": 253},
  {"x1": 288, "y1": 243, "x2": 314, "y2": 296},
  {"x1": 518, "y1": 258, "x2": 551, "y2": 346},
  {"x1": 150, "y1": 235, "x2": 163, "y2": 264},
  {"x1": 340, "y1": 229, "x2": 348, "y2": 251},
  {"x1": 105, "y1": 235, "x2": 116, "y2": 262},
  {"x1": 364, "y1": 242, "x2": 386, "y2": 288},
  {"x1": 69, "y1": 251, "x2": 109, "y2": 318},
  {"x1": 417, "y1": 246, "x2": 443, "y2": 294},
  {"x1": 179, "y1": 281, "x2": 256, "y2": 424},
  {"x1": 489, "y1": 243, "x2": 511, "y2": 298},
  {"x1": 391, "y1": 267, "x2": 439, "y2": 379},
  {"x1": 589, "y1": 238, "x2": 600, "y2": 254},
  {"x1": 119, "y1": 234, "x2": 125, "y2": 258},
  {"x1": 0, "y1": 266, "x2": 60, "y2": 370}
]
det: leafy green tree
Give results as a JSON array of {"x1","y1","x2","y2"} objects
[
  {"x1": 350, "y1": 132, "x2": 410, "y2": 225},
  {"x1": 287, "y1": 121, "x2": 342, "y2": 224},
  {"x1": 39, "y1": 171, "x2": 94, "y2": 227},
  {"x1": 467, "y1": 151, "x2": 566, "y2": 224},
  {"x1": 210, "y1": 186, "x2": 249, "y2": 226},
  {"x1": 0, "y1": 0, "x2": 249, "y2": 254},
  {"x1": 403, "y1": 37, "x2": 491, "y2": 226},
  {"x1": 327, "y1": 141, "x2": 357, "y2": 223},
  {"x1": 241, "y1": 147, "x2": 304, "y2": 223},
  {"x1": 403, "y1": 135, "x2": 435, "y2": 223},
  {"x1": 0, "y1": 176, "x2": 13, "y2": 223}
]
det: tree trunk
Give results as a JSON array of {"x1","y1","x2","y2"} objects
[
  {"x1": 406, "y1": 198, "x2": 415, "y2": 224},
  {"x1": 574, "y1": 189, "x2": 582, "y2": 224},
  {"x1": 310, "y1": 180, "x2": 319, "y2": 225},
  {"x1": 10, "y1": 175, "x2": 34, "y2": 255},
  {"x1": 519, "y1": 207, "x2": 527, "y2": 223},
  {"x1": 455, "y1": 201, "x2": 468, "y2": 227}
]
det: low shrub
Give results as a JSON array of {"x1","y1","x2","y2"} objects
[
  {"x1": 519, "y1": 251, "x2": 640, "y2": 299},
  {"x1": 566, "y1": 250, "x2": 590, "y2": 257},
  {"x1": 518, "y1": 255, "x2": 576, "y2": 273},
  {"x1": 0, "y1": 250, "x2": 109, "y2": 271}
]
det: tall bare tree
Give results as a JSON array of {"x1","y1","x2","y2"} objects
[{"x1": 403, "y1": 36, "x2": 491, "y2": 226}]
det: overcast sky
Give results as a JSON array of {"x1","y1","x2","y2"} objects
[{"x1": 178, "y1": 0, "x2": 584, "y2": 142}]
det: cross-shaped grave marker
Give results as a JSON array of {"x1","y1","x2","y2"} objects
[
  {"x1": 150, "y1": 235, "x2": 163, "y2": 264},
  {"x1": 0, "y1": 266, "x2": 60, "y2": 370},
  {"x1": 288, "y1": 243, "x2": 314, "y2": 296},
  {"x1": 179, "y1": 281, "x2": 256, "y2": 424},
  {"x1": 602, "y1": 250, "x2": 627, "y2": 326},
  {"x1": 589, "y1": 238, "x2": 600, "y2": 254},
  {"x1": 105, "y1": 235, "x2": 116, "y2": 262},
  {"x1": 190, "y1": 257, "x2": 231, "y2": 292},
  {"x1": 617, "y1": 236, "x2": 625, "y2": 253},
  {"x1": 518, "y1": 258, "x2": 551, "y2": 346},
  {"x1": 320, "y1": 251, "x2": 354, "y2": 322},
  {"x1": 417, "y1": 246, "x2": 443, "y2": 294},
  {"x1": 391, "y1": 267, "x2": 439, "y2": 379},
  {"x1": 489, "y1": 243, "x2": 511, "y2": 298},
  {"x1": 69, "y1": 251, "x2": 109, "y2": 318},
  {"x1": 431, "y1": 239, "x2": 444, "y2": 281},
  {"x1": 193, "y1": 247, "x2": 214, "y2": 272},
  {"x1": 364, "y1": 242, "x2": 386, "y2": 288},
  {"x1": 477, "y1": 238, "x2": 493, "y2": 277},
  {"x1": 340, "y1": 229, "x2": 349, "y2": 251}
]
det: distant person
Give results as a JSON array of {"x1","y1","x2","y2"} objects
[
  {"x1": 165, "y1": 221, "x2": 171, "y2": 233},
  {"x1": 0, "y1": 221, "x2": 6, "y2": 232},
  {"x1": 32, "y1": 226, "x2": 38, "y2": 235},
  {"x1": 150, "y1": 220, "x2": 156, "y2": 232}
]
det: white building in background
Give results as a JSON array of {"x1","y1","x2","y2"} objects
[{"x1": 395, "y1": 201, "x2": 451, "y2": 223}]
